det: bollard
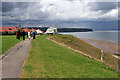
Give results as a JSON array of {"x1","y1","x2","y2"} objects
[{"x1": 101, "y1": 50, "x2": 104, "y2": 61}]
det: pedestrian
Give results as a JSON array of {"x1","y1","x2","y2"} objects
[
  {"x1": 17, "y1": 29, "x2": 20, "y2": 40},
  {"x1": 16, "y1": 32, "x2": 18, "y2": 39},
  {"x1": 22, "y1": 30, "x2": 25, "y2": 40},
  {"x1": 32, "y1": 30, "x2": 35, "y2": 39},
  {"x1": 20, "y1": 31, "x2": 22, "y2": 38},
  {"x1": 28, "y1": 30, "x2": 31, "y2": 40},
  {"x1": 26, "y1": 32, "x2": 28, "y2": 38}
]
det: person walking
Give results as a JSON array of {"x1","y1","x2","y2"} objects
[
  {"x1": 22, "y1": 30, "x2": 25, "y2": 40},
  {"x1": 17, "y1": 29, "x2": 20, "y2": 40},
  {"x1": 28, "y1": 30, "x2": 31, "y2": 40},
  {"x1": 32, "y1": 30, "x2": 35, "y2": 39},
  {"x1": 16, "y1": 32, "x2": 18, "y2": 39},
  {"x1": 26, "y1": 32, "x2": 28, "y2": 38}
]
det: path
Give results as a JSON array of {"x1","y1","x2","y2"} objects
[{"x1": 1, "y1": 38, "x2": 31, "y2": 78}]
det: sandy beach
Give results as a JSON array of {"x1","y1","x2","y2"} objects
[{"x1": 81, "y1": 38, "x2": 119, "y2": 55}]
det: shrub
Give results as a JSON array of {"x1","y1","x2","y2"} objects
[
  {"x1": 1, "y1": 31, "x2": 17, "y2": 35},
  {"x1": 5, "y1": 31, "x2": 8, "y2": 35}
]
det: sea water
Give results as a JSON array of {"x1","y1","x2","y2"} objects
[{"x1": 59, "y1": 31, "x2": 119, "y2": 44}]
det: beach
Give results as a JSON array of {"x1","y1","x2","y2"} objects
[{"x1": 81, "y1": 38, "x2": 119, "y2": 55}]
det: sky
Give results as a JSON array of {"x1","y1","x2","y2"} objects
[{"x1": 1, "y1": 0, "x2": 120, "y2": 30}]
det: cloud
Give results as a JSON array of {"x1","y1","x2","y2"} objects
[
  {"x1": 1, "y1": 0, "x2": 118, "y2": 29},
  {"x1": 100, "y1": 8, "x2": 118, "y2": 20},
  {"x1": 40, "y1": 0, "x2": 118, "y2": 21},
  {"x1": 2, "y1": 2, "x2": 50, "y2": 22},
  {"x1": 90, "y1": 2, "x2": 117, "y2": 12},
  {"x1": 2, "y1": 2, "x2": 32, "y2": 13},
  {"x1": 2, "y1": 2, "x2": 15, "y2": 12},
  {"x1": 2, "y1": 0, "x2": 42, "y2": 2},
  {"x1": 66, "y1": 0, "x2": 119, "y2": 2},
  {"x1": 2, "y1": 0, "x2": 119, "y2": 2}
]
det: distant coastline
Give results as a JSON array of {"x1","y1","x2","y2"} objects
[
  {"x1": 57, "y1": 28, "x2": 93, "y2": 32},
  {"x1": 22, "y1": 27, "x2": 93, "y2": 32}
]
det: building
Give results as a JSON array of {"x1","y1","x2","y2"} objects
[
  {"x1": 22, "y1": 28, "x2": 31, "y2": 32},
  {"x1": 31, "y1": 28, "x2": 36, "y2": 32},
  {"x1": 45, "y1": 27, "x2": 58, "y2": 34},
  {"x1": 36, "y1": 29, "x2": 43, "y2": 35},
  {"x1": 0, "y1": 26, "x2": 21, "y2": 32}
]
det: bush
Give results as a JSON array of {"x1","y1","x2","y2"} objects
[
  {"x1": 0, "y1": 32, "x2": 2, "y2": 35},
  {"x1": 1, "y1": 31, "x2": 17, "y2": 35},
  {"x1": 5, "y1": 31, "x2": 8, "y2": 35},
  {"x1": 8, "y1": 31, "x2": 16, "y2": 35}
]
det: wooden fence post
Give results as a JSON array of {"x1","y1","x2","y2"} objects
[{"x1": 101, "y1": 50, "x2": 104, "y2": 61}]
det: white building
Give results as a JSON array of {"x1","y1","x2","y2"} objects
[
  {"x1": 46, "y1": 27, "x2": 58, "y2": 34},
  {"x1": 36, "y1": 29, "x2": 43, "y2": 35}
]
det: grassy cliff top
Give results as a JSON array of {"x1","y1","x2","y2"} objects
[
  {"x1": 47, "y1": 34, "x2": 119, "y2": 71},
  {"x1": 20, "y1": 35, "x2": 118, "y2": 78}
]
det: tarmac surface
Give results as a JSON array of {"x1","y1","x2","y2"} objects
[{"x1": 1, "y1": 39, "x2": 31, "y2": 78}]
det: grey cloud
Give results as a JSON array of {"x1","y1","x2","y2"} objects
[
  {"x1": 2, "y1": 2, "x2": 50, "y2": 24},
  {"x1": 2, "y1": 2, "x2": 35, "y2": 12},
  {"x1": 90, "y1": 2, "x2": 118, "y2": 11},
  {"x1": 1, "y1": 1, "x2": 118, "y2": 29},
  {"x1": 0, "y1": 1, "x2": 2, "y2": 11},
  {"x1": 64, "y1": 0, "x2": 77, "y2": 2},
  {"x1": 64, "y1": 0, "x2": 119, "y2": 2},
  {"x1": 14, "y1": 2, "x2": 31, "y2": 9},
  {"x1": 2, "y1": 0, "x2": 42, "y2": 2},
  {"x1": 2, "y1": 2, "x2": 15, "y2": 12},
  {"x1": 49, "y1": 4, "x2": 55, "y2": 6},
  {"x1": 118, "y1": 1, "x2": 120, "y2": 7}
]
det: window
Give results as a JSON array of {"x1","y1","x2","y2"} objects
[
  {"x1": 2, "y1": 28, "x2": 4, "y2": 30},
  {"x1": 9, "y1": 28, "x2": 12, "y2": 30}
]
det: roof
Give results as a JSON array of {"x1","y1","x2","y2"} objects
[
  {"x1": 36, "y1": 29, "x2": 43, "y2": 33},
  {"x1": 31, "y1": 28, "x2": 35, "y2": 30},
  {"x1": 22, "y1": 28, "x2": 31, "y2": 32},
  {"x1": 0, "y1": 27, "x2": 20, "y2": 32},
  {"x1": 36, "y1": 29, "x2": 43, "y2": 32}
]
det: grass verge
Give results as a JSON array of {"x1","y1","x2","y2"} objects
[{"x1": 1, "y1": 35, "x2": 23, "y2": 54}]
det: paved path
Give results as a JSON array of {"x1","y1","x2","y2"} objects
[{"x1": 1, "y1": 39, "x2": 31, "y2": 78}]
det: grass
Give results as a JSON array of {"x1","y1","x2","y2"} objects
[
  {"x1": 20, "y1": 35, "x2": 118, "y2": 78},
  {"x1": 0, "y1": 35, "x2": 28, "y2": 54},
  {"x1": 47, "y1": 34, "x2": 119, "y2": 71}
]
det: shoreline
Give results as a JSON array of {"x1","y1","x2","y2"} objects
[{"x1": 80, "y1": 38, "x2": 119, "y2": 55}]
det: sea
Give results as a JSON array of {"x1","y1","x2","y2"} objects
[{"x1": 59, "y1": 31, "x2": 119, "y2": 44}]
